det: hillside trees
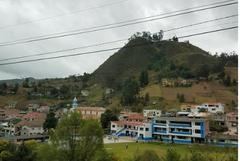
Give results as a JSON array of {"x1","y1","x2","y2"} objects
[
  {"x1": 121, "y1": 78, "x2": 140, "y2": 106},
  {"x1": 129, "y1": 30, "x2": 164, "y2": 42},
  {"x1": 196, "y1": 64, "x2": 210, "y2": 78},
  {"x1": 139, "y1": 70, "x2": 149, "y2": 87}
]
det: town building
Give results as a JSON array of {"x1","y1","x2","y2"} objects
[
  {"x1": 225, "y1": 112, "x2": 238, "y2": 135},
  {"x1": 180, "y1": 104, "x2": 198, "y2": 112},
  {"x1": 72, "y1": 97, "x2": 78, "y2": 109},
  {"x1": 111, "y1": 121, "x2": 152, "y2": 140},
  {"x1": 143, "y1": 109, "x2": 161, "y2": 118},
  {"x1": 196, "y1": 103, "x2": 224, "y2": 113},
  {"x1": 152, "y1": 116, "x2": 209, "y2": 143},
  {"x1": 75, "y1": 107, "x2": 105, "y2": 120},
  {"x1": 16, "y1": 120, "x2": 45, "y2": 136},
  {"x1": 111, "y1": 112, "x2": 153, "y2": 140},
  {"x1": 22, "y1": 112, "x2": 46, "y2": 122},
  {"x1": 0, "y1": 122, "x2": 16, "y2": 136},
  {"x1": 37, "y1": 105, "x2": 50, "y2": 113},
  {"x1": 206, "y1": 133, "x2": 238, "y2": 146}
]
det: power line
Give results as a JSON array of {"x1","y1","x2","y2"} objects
[
  {"x1": 0, "y1": 0, "x2": 130, "y2": 30},
  {"x1": 0, "y1": 1, "x2": 237, "y2": 47},
  {"x1": 0, "y1": 14, "x2": 237, "y2": 62},
  {"x1": 0, "y1": 26, "x2": 237, "y2": 66}
]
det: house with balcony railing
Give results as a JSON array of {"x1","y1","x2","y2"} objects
[{"x1": 152, "y1": 116, "x2": 209, "y2": 143}]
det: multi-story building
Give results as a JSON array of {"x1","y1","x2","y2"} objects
[
  {"x1": 152, "y1": 116, "x2": 209, "y2": 143},
  {"x1": 111, "y1": 112, "x2": 153, "y2": 140},
  {"x1": 76, "y1": 107, "x2": 105, "y2": 120},
  {"x1": 196, "y1": 103, "x2": 224, "y2": 114},
  {"x1": 111, "y1": 121, "x2": 152, "y2": 140},
  {"x1": 16, "y1": 120, "x2": 45, "y2": 136},
  {"x1": 225, "y1": 112, "x2": 238, "y2": 135},
  {"x1": 143, "y1": 109, "x2": 161, "y2": 119}
]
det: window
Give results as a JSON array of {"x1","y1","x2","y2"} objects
[
  {"x1": 112, "y1": 125, "x2": 115, "y2": 128},
  {"x1": 195, "y1": 129, "x2": 201, "y2": 134},
  {"x1": 140, "y1": 128, "x2": 144, "y2": 131},
  {"x1": 195, "y1": 122, "x2": 201, "y2": 126},
  {"x1": 145, "y1": 128, "x2": 149, "y2": 131}
]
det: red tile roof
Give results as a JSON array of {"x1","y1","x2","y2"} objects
[
  {"x1": 112, "y1": 121, "x2": 145, "y2": 126},
  {"x1": 22, "y1": 112, "x2": 46, "y2": 120}
]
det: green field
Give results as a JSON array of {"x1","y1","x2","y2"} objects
[{"x1": 105, "y1": 142, "x2": 237, "y2": 161}]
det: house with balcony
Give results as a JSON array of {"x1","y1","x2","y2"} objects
[
  {"x1": 152, "y1": 116, "x2": 209, "y2": 143},
  {"x1": 111, "y1": 112, "x2": 152, "y2": 140},
  {"x1": 111, "y1": 121, "x2": 152, "y2": 140},
  {"x1": 143, "y1": 109, "x2": 161, "y2": 119},
  {"x1": 196, "y1": 103, "x2": 224, "y2": 114}
]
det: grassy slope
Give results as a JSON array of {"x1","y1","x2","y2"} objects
[
  {"x1": 225, "y1": 67, "x2": 238, "y2": 80},
  {"x1": 139, "y1": 80, "x2": 237, "y2": 111},
  {"x1": 105, "y1": 142, "x2": 237, "y2": 161}
]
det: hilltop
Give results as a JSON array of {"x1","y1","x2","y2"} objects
[{"x1": 92, "y1": 37, "x2": 220, "y2": 87}]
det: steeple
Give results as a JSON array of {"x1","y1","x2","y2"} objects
[{"x1": 72, "y1": 97, "x2": 78, "y2": 109}]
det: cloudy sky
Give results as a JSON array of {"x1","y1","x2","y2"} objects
[{"x1": 0, "y1": 0, "x2": 238, "y2": 80}]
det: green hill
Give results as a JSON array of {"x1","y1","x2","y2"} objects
[
  {"x1": 0, "y1": 36, "x2": 237, "y2": 111},
  {"x1": 93, "y1": 37, "x2": 219, "y2": 87}
]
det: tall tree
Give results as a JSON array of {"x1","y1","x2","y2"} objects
[
  {"x1": 139, "y1": 70, "x2": 149, "y2": 87},
  {"x1": 100, "y1": 109, "x2": 118, "y2": 130},
  {"x1": 43, "y1": 111, "x2": 58, "y2": 130},
  {"x1": 38, "y1": 112, "x2": 104, "y2": 161}
]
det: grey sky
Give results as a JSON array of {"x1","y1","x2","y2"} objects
[{"x1": 0, "y1": 0, "x2": 238, "y2": 80}]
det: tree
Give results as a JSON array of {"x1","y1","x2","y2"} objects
[
  {"x1": 223, "y1": 75, "x2": 231, "y2": 86},
  {"x1": 0, "y1": 83, "x2": 7, "y2": 95},
  {"x1": 209, "y1": 119, "x2": 228, "y2": 132},
  {"x1": 196, "y1": 65, "x2": 210, "y2": 78},
  {"x1": 13, "y1": 142, "x2": 36, "y2": 161},
  {"x1": 38, "y1": 112, "x2": 105, "y2": 161},
  {"x1": 139, "y1": 70, "x2": 149, "y2": 87},
  {"x1": 177, "y1": 94, "x2": 185, "y2": 103},
  {"x1": 145, "y1": 92, "x2": 150, "y2": 102},
  {"x1": 232, "y1": 79, "x2": 237, "y2": 86},
  {"x1": 132, "y1": 150, "x2": 161, "y2": 161},
  {"x1": 121, "y1": 78, "x2": 140, "y2": 106},
  {"x1": 59, "y1": 85, "x2": 70, "y2": 98},
  {"x1": 23, "y1": 78, "x2": 30, "y2": 88},
  {"x1": 165, "y1": 148, "x2": 181, "y2": 161},
  {"x1": 100, "y1": 109, "x2": 118, "y2": 130},
  {"x1": 172, "y1": 36, "x2": 178, "y2": 42},
  {"x1": 43, "y1": 111, "x2": 58, "y2": 130},
  {"x1": 12, "y1": 83, "x2": 19, "y2": 94}
]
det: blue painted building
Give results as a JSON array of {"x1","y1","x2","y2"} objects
[{"x1": 152, "y1": 117, "x2": 209, "y2": 143}]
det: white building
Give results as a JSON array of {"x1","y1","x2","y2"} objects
[
  {"x1": 111, "y1": 121, "x2": 152, "y2": 140},
  {"x1": 152, "y1": 116, "x2": 209, "y2": 143},
  {"x1": 17, "y1": 121, "x2": 44, "y2": 136},
  {"x1": 196, "y1": 103, "x2": 224, "y2": 113},
  {"x1": 76, "y1": 107, "x2": 105, "y2": 120},
  {"x1": 0, "y1": 122, "x2": 16, "y2": 136},
  {"x1": 143, "y1": 109, "x2": 161, "y2": 118}
]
